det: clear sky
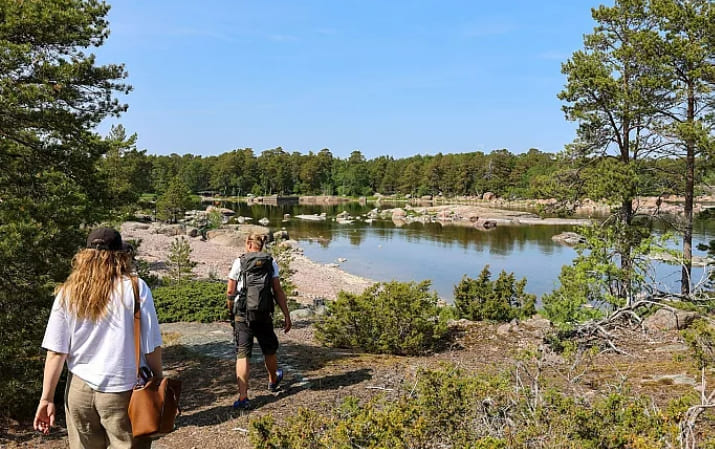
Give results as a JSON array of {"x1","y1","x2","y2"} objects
[{"x1": 96, "y1": 1, "x2": 603, "y2": 159}]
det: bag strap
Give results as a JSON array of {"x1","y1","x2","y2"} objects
[
  {"x1": 240, "y1": 255, "x2": 247, "y2": 296},
  {"x1": 130, "y1": 276, "x2": 141, "y2": 380}
]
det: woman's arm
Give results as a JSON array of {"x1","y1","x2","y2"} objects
[{"x1": 34, "y1": 350, "x2": 68, "y2": 434}]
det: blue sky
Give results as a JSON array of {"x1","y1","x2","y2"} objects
[{"x1": 96, "y1": 1, "x2": 602, "y2": 159}]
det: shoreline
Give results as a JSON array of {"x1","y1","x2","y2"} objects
[
  {"x1": 204, "y1": 194, "x2": 715, "y2": 218},
  {"x1": 120, "y1": 222, "x2": 374, "y2": 303}
]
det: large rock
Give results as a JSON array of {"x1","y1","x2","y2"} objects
[
  {"x1": 278, "y1": 239, "x2": 301, "y2": 251},
  {"x1": 206, "y1": 205, "x2": 235, "y2": 216},
  {"x1": 290, "y1": 308, "x2": 314, "y2": 321},
  {"x1": 392, "y1": 208, "x2": 407, "y2": 219},
  {"x1": 644, "y1": 308, "x2": 699, "y2": 332},
  {"x1": 552, "y1": 232, "x2": 586, "y2": 246},
  {"x1": 153, "y1": 224, "x2": 185, "y2": 236},
  {"x1": 125, "y1": 221, "x2": 151, "y2": 231},
  {"x1": 475, "y1": 219, "x2": 497, "y2": 230},
  {"x1": 496, "y1": 315, "x2": 552, "y2": 339},
  {"x1": 273, "y1": 229, "x2": 289, "y2": 241}
]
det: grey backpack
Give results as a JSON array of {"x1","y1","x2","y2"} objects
[{"x1": 234, "y1": 252, "x2": 275, "y2": 322}]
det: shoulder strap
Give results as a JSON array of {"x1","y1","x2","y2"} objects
[
  {"x1": 130, "y1": 276, "x2": 141, "y2": 379},
  {"x1": 240, "y1": 254, "x2": 247, "y2": 293}
]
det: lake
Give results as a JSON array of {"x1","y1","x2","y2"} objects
[{"x1": 220, "y1": 201, "x2": 715, "y2": 300}]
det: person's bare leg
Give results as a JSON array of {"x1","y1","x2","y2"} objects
[
  {"x1": 236, "y1": 357, "x2": 250, "y2": 399},
  {"x1": 264, "y1": 353, "x2": 278, "y2": 384}
]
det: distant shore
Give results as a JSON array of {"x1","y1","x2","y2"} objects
[{"x1": 203, "y1": 193, "x2": 714, "y2": 218}]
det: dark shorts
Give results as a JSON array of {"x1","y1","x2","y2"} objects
[{"x1": 234, "y1": 317, "x2": 279, "y2": 359}]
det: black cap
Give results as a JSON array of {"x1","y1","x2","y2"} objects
[{"x1": 86, "y1": 227, "x2": 124, "y2": 251}]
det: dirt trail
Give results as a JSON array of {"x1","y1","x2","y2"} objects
[{"x1": 9, "y1": 318, "x2": 708, "y2": 449}]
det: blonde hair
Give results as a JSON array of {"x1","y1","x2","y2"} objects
[
  {"x1": 55, "y1": 249, "x2": 133, "y2": 322},
  {"x1": 246, "y1": 233, "x2": 267, "y2": 251}
]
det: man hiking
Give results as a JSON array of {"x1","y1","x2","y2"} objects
[{"x1": 226, "y1": 233, "x2": 292, "y2": 409}]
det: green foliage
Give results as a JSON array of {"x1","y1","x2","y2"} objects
[
  {"x1": 454, "y1": 266, "x2": 536, "y2": 322},
  {"x1": 167, "y1": 237, "x2": 197, "y2": 282},
  {"x1": 0, "y1": 0, "x2": 128, "y2": 419},
  {"x1": 542, "y1": 224, "x2": 668, "y2": 328},
  {"x1": 125, "y1": 238, "x2": 160, "y2": 288},
  {"x1": 249, "y1": 364, "x2": 681, "y2": 449},
  {"x1": 315, "y1": 281, "x2": 448, "y2": 355},
  {"x1": 697, "y1": 239, "x2": 715, "y2": 291},
  {"x1": 438, "y1": 304, "x2": 459, "y2": 323},
  {"x1": 97, "y1": 124, "x2": 152, "y2": 214},
  {"x1": 156, "y1": 177, "x2": 194, "y2": 223},
  {"x1": 681, "y1": 318, "x2": 715, "y2": 371},
  {"x1": 266, "y1": 239, "x2": 296, "y2": 297},
  {"x1": 152, "y1": 280, "x2": 227, "y2": 323},
  {"x1": 206, "y1": 208, "x2": 223, "y2": 229},
  {"x1": 65, "y1": 134, "x2": 714, "y2": 204}
]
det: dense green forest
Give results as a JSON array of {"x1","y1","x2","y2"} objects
[{"x1": 101, "y1": 125, "x2": 706, "y2": 206}]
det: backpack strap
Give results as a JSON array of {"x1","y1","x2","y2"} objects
[
  {"x1": 240, "y1": 253, "x2": 247, "y2": 296},
  {"x1": 130, "y1": 276, "x2": 141, "y2": 381}
]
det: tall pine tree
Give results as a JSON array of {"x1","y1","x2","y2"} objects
[
  {"x1": 0, "y1": 0, "x2": 129, "y2": 418},
  {"x1": 558, "y1": 0, "x2": 670, "y2": 303}
]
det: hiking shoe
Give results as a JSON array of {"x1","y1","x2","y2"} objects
[
  {"x1": 232, "y1": 397, "x2": 250, "y2": 410},
  {"x1": 269, "y1": 368, "x2": 283, "y2": 392}
]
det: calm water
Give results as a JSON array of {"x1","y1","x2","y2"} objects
[{"x1": 220, "y1": 201, "x2": 715, "y2": 300}]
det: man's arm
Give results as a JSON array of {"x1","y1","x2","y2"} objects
[
  {"x1": 272, "y1": 277, "x2": 292, "y2": 333},
  {"x1": 226, "y1": 278, "x2": 237, "y2": 322}
]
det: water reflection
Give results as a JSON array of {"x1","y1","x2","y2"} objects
[{"x1": 220, "y1": 201, "x2": 715, "y2": 300}]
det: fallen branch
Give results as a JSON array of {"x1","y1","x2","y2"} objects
[{"x1": 365, "y1": 386, "x2": 395, "y2": 391}]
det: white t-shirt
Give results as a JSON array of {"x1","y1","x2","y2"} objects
[
  {"x1": 228, "y1": 255, "x2": 280, "y2": 291},
  {"x1": 42, "y1": 276, "x2": 163, "y2": 393}
]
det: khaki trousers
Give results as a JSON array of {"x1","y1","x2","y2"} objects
[{"x1": 65, "y1": 372, "x2": 151, "y2": 449}]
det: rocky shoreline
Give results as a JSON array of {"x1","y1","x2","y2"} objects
[
  {"x1": 231, "y1": 193, "x2": 715, "y2": 217},
  {"x1": 120, "y1": 222, "x2": 373, "y2": 303}
]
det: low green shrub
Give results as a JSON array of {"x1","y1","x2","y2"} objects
[
  {"x1": 152, "y1": 280, "x2": 227, "y2": 323},
  {"x1": 249, "y1": 364, "x2": 684, "y2": 449},
  {"x1": 314, "y1": 280, "x2": 448, "y2": 355},
  {"x1": 266, "y1": 239, "x2": 296, "y2": 297},
  {"x1": 454, "y1": 265, "x2": 536, "y2": 322}
]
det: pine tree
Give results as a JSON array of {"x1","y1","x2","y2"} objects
[
  {"x1": 558, "y1": 0, "x2": 670, "y2": 303},
  {"x1": 167, "y1": 237, "x2": 197, "y2": 282},
  {"x1": 0, "y1": 0, "x2": 129, "y2": 418},
  {"x1": 651, "y1": 0, "x2": 715, "y2": 294}
]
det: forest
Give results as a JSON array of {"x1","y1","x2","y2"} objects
[{"x1": 101, "y1": 126, "x2": 708, "y2": 205}]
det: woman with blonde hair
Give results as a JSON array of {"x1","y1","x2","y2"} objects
[
  {"x1": 34, "y1": 228, "x2": 162, "y2": 449},
  {"x1": 226, "y1": 233, "x2": 291, "y2": 409}
]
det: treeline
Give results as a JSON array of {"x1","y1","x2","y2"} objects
[{"x1": 102, "y1": 125, "x2": 699, "y2": 206}]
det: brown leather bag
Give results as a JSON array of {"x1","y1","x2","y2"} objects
[{"x1": 127, "y1": 277, "x2": 182, "y2": 437}]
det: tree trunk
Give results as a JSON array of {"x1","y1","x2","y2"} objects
[
  {"x1": 681, "y1": 83, "x2": 695, "y2": 295},
  {"x1": 618, "y1": 115, "x2": 634, "y2": 305},
  {"x1": 619, "y1": 197, "x2": 635, "y2": 304}
]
